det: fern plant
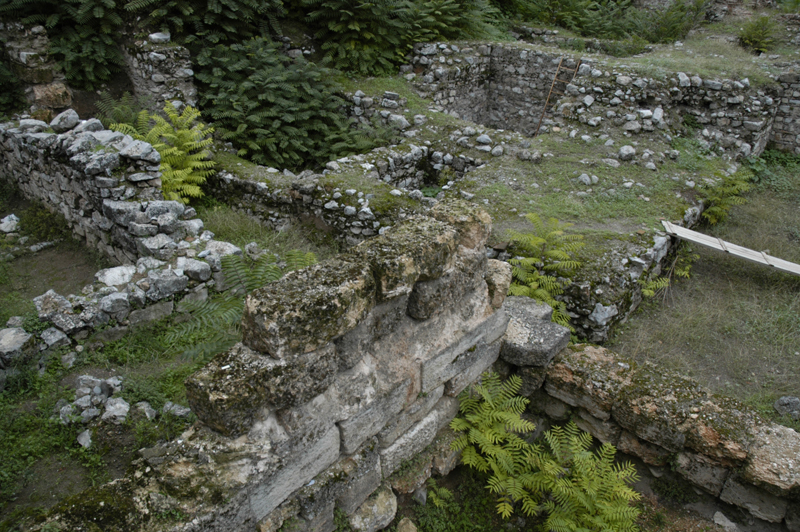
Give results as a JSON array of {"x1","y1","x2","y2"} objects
[
  {"x1": 507, "y1": 213, "x2": 584, "y2": 330},
  {"x1": 112, "y1": 103, "x2": 216, "y2": 203},
  {"x1": 0, "y1": 53, "x2": 25, "y2": 115},
  {"x1": 450, "y1": 373, "x2": 540, "y2": 519},
  {"x1": 638, "y1": 276, "x2": 670, "y2": 298},
  {"x1": 167, "y1": 250, "x2": 317, "y2": 361},
  {"x1": 451, "y1": 373, "x2": 641, "y2": 530},
  {"x1": 698, "y1": 173, "x2": 751, "y2": 225},
  {"x1": 739, "y1": 15, "x2": 778, "y2": 54},
  {"x1": 536, "y1": 423, "x2": 641, "y2": 532},
  {"x1": 95, "y1": 91, "x2": 153, "y2": 128}
]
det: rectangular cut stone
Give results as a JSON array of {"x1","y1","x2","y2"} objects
[
  {"x1": 421, "y1": 309, "x2": 507, "y2": 392},
  {"x1": 675, "y1": 452, "x2": 729, "y2": 496},
  {"x1": 336, "y1": 442, "x2": 383, "y2": 515},
  {"x1": 719, "y1": 476, "x2": 788, "y2": 523},
  {"x1": 248, "y1": 423, "x2": 341, "y2": 521},
  {"x1": 616, "y1": 431, "x2": 671, "y2": 466},
  {"x1": 575, "y1": 409, "x2": 621, "y2": 445},
  {"x1": 339, "y1": 380, "x2": 410, "y2": 454},
  {"x1": 742, "y1": 424, "x2": 800, "y2": 496},
  {"x1": 378, "y1": 385, "x2": 444, "y2": 448},
  {"x1": 443, "y1": 338, "x2": 503, "y2": 397},
  {"x1": 380, "y1": 410, "x2": 440, "y2": 477},
  {"x1": 186, "y1": 343, "x2": 337, "y2": 436}
]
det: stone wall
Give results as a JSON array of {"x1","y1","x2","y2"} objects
[
  {"x1": 0, "y1": 110, "x2": 208, "y2": 265},
  {"x1": 408, "y1": 42, "x2": 782, "y2": 159},
  {"x1": 0, "y1": 21, "x2": 73, "y2": 111},
  {"x1": 503, "y1": 307, "x2": 800, "y2": 532},
  {"x1": 32, "y1": 201, "x2": 518, "y2": 531},
  {"x1": 120, "y1": 31, "x2": 199, "y2": 113},
  {"x1": 772, "y1": 71, "x2": 800, "y2": 154}
]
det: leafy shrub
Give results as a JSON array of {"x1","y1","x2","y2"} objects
[
  {"x1": 624, "y1": 0, "x2": 708, "y2": 44},
  {"x1": 601, "y1": 36, "x2": 648, "y2": 57},
  {"x1": 166, "y1": 250, "x2": 317, "y2": 361},
  {"x1": 123, "y1": 0, "x2": 284, "y2": 46},
  {"x1": 451, "y1": 373, "x2": 641, "y2": 529},
  {"x1": 507, "y1": 213, "x2": 584, "y2": 330},
  {"x1": 0, "y1": 0, "x2": 126, "y2": 89},
  {"x1": 0, "y1": 53, "x2": 25, "y2": 116},
  {"x1": 195, "y1": 38, "x2": 353, "y2": 169},
  {"x1": 739, "y1": 15, "x2": 778, "y2": 54},
  {"x1": 113, "y1": 103, "x2": 216, "y2": 203}
]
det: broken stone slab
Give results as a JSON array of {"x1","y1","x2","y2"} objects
[
  {"x1": 348, "y1": 484, "x2": 397, "y2": 532},
  {"x1": 242, "y1": 258, "x2": 375, "y2": 359},
  {"x1": 500, "y1": 296, "x2": 569, "y2": 367},
  {"x1": 101, "y1": 397, "x2": 130, "y2": 425},
  {"x1": 186, "y1": 343, "x2": 337, "y2": 436},
  {"x1": 162, "y1": 401, "x2": 192, "y2": 418},
  {"x1": 348, "y1": 216, "x2": 457, "y2": 302},
  {"x1": 40, "y1": 327, "x2": 70, "y2": 350},
  {"x1": 33, "y1": 289, "x2": 72, "y2": 320},
  {"x1": 204, "y1": 239, "x2": 242, "y2": 257},
  {"x1": 407, "y1": 255, "x2": 486, "y2": 320},
  {"x1": 675, "y1": 451, "x2": 730, "y2": 496},
  {"x1": 485, "y1": 259, "x2": 512, "y2": 309},
  {"x1": 0, "y1": 214, "x2": 19, "y2": 233},
  {"x1": 741, "y1": 423, "x2": 800, "y2": 496},
  {"x1": 95, "y1": 265, "x2": 136, "y2": 287},
  {"x1": 429, "y1": 200, "x2": 492, "y2": 250},
  {"x1": 0, "y1": 327, "x2": 35, "y2": 366},
  {"x1": 128, "y1": 301, "x2": 174, "y2": 328},
  {"x1": 719, "y1": 476, "x2": 787, "y2": 523}
]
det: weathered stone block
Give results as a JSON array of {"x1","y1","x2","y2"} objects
[
  {"x1": 719, "y1": 476, "x2": 788, "y2": 523},
  {"x1": 407, "y1": 256, "x2": 486, "y2": 320},
  {"x1": 0, "y1": 328, "x2": 35, "y2": 366},
  {"x1": 339, "y1": 379, "x2": 410, "y2": 454},
  {"x1": 443, "y1": 338, "x2": 504, "y2": 397},
  {"x1": 336, "y1": 441, "x2": 383, "y2": 515},
  {"x1": 242, "y1": 259, "x2": 375, "y2": 359},
  {"x1": 348, "y1": 484, "x2": 397, "y2": 532},
  {"x1": 349, "y1": 216, "x2": 457, "y2": 301},
  {"x1": 128, "y1": 301, "x2": 173, "y2": 328},
  {"x1": 378, "y1": 385, "x2": 444, "y2": 448},
  {"x1": 186, "y1": 343, "x2": 337, "y2": 436},
  {"x1": 741, "y1": 423, "x2": 800, "y2": 497},
  {"x1": 420, "y1": 309, "x2": 507, "y2": 393},
  {"x1": 675, "y1": 452, "x2": 729, "y2": 496},
  {"x1": 616, "y1": 430, "x2": 671, "y2": 466},
  {"x1": 575, "y1": 409, "x2": 621, "y2": 445},
  {"x1": 518, "y1": 366, "x2": 547, "y2": 396},
  {"x1": 429, "y1": 199, "x2": 492, "y2": 250},
  {"x1": 500, "y1": 296, "x2": 569, "y2": 367},
  {"x1": 248, "y1": 423, "x2": 341, "y2": 521},
  {"x1": 485, "y1": 259, "x2": 512, "y2": 310},
  {"x1": 380, "y1": 410, "x2": 440, "y2": 477}
]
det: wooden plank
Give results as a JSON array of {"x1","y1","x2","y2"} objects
[{"x1": 661, "y1": 221, "x2": 800, "y2": 277}]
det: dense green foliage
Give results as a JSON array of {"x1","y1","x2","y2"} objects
[
  {"x1": 123, "y1": 0, "x2": 284, "y2": 45},
  {"x1": 526, "y1": 0, "x2": 707, "y2": 44},
  {"x1": 0, "y1": 53, "x2": 26, "y2": 116},
  {"x1": 195, "y1": 38, "x2": 379, "y2": 169},
  {"x1": 166, "y1": 249, "x2": 317, "y2": 361},
  {"x1": 112, "y1": 103, "x2": 216, "y2": 203},
  {"x1": 95, "y1": 91, "x2": 152, "y2": 128},
  {"x1": 0, "y1": 0, "x2": 126, "y2": 89},
  {"x1": 739, "y1": 15, "x2": 778, "y2": 54},
  {"x1": 451, "y1": 373, "x2": 641, "y2": 530},
  {"x1": 507, "y1": 213, "x2": 584, "y2": 329},
  {"x1": 698, "y1": 173, "x2": 751, "y2": 225}
]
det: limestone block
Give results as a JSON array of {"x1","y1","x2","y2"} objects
[
  {"x1": 420, "y1": 309, "x2": 508, "y2": 393},
  {"x1": 339, "y1": 379, "x2": 410, "y2": 454},
  {"x1": 616, "y1": 431, "x2": 671, "y2": 466},
  {"x1": 248, "y1": 423, "x2": 341, "y2": 521},
  {"x1": 128, "y1": 301, "x2": 173, "y2": 328},
  {"x1": 145, "y1": 200, "x2": 185, "y2": 220},
  {"x1": 443, "y1": 338, "x2": 503, "y2": 397},
  {"x1": 349, "y1": 216, "x2": 457, "y2": 301},
  {"x1": 99, "y1": 292, "x2": 130, "y2": 314},
  {"x1": 407, "y1": 255, "x2": 486, "y2": 320},
  {"x1": 95, "y1": 265, "x2": 136, "y2": 287},
  {"x1": 485, "y1": 259, "x2": 512, "y2": 310},
  {"x1": 120, "y1": 140, "x2": 161, "y2": 164},
  {"x1": 178, "y1": 257, "x2": 212, "y2": 282},
  {"x1": 518, "y1": 366, "x2": 547, "y2": 396},
  {"x1": 50, "y1": 109, "x2": 79, "y2": 133},
  {"x1": 41, "y1": 327, "x2": 70, "y2": 349},
  {"x1": 242, "y1": 258, "x2": 375, "y2": 359},
  {"x1": 675, "y1": 452, "x2": 729, "y2": 496},
  {"x1": 186, "y1": 343, "x2": 337, "y2": 436},
  {"x1": 544, "y1": 345, "x2": 629, "y2": 423},
  {"x1": 378, "y1": 385, "x2": 444, "y2": 448},
  {"x1": 348, "y1": 484, "x2": 397, "y2": 532},
  {"x1": 500, "y1": 297, "x2": 569, "y2": 367},
  {"x1": 0, "y1": 328, "x2": 35, "y2": 366},
  {"x1": 335, "y1": 442, "x2": 383, "y2": 515},
  {"x1": 430, "y1": 428, "x2": 461, "y2": 476},
  {"x1": 575, "y1": 409, "x2": 621, "y2": 445},
  {"x1": 741, "y1": 424, "x2": 800, "y2": 496},
  {"x1": 390, "y1": 454, "x2": 432, "y2": 494},
  {"x1": 103, "y1": 199, "x2": 142, "y2": 227},
  {"x1": 429, "y1": 199, "x2": 492, "y2": 250},
  {"x1": 719, "y1": 476, "x2": 787, "y2": 523},
  {"x1": 30, "y1": 82, "x2": 72, "y2": 108},
  {"x1": 146, "y1": 269, "x2": 188, "y2": 301},
  {"x1": 380, "y1": 410, "x2": 440, "y2": 477},
  {"x1": 786, "y1": 505, "x2": 800, "y2": 532}
]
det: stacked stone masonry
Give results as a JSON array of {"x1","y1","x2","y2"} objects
[
  {"x1": 408, "y1": 41, "x2": 785, "y2": 158},
  {"x1": 28, "y1": 204, "x2": 799, "y2": 532}
]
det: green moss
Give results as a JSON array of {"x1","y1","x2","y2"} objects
[{"x1": 53, "y1": 482, "x2": 138, "y2": 531}]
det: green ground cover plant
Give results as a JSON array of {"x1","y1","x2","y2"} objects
[{"x1": 451, "y1": 372, "x2": 641, "y2": 529}]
